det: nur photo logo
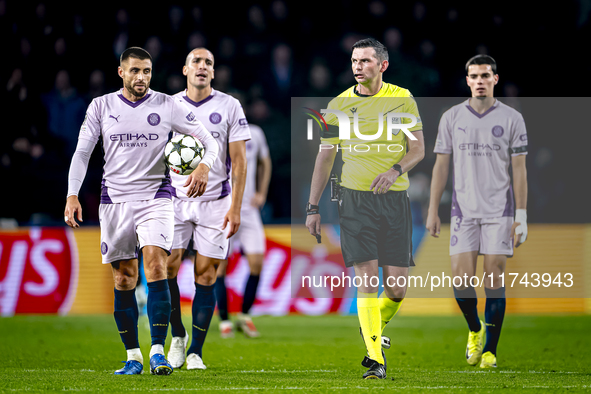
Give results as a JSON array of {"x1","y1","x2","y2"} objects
[
  {"x1": 304, "y1": 107, "x2": 418, "y2": 153},
  {"x1": 304, "y1": 107, "x2": 328, "y2": 140}
]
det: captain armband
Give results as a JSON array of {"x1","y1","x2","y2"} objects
[{"x1": 510, "y1": 146, "x2": 528, "y2": 154}]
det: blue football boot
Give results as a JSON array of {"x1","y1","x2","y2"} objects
[
  {"x1": 150, "y1": 353, "x2": 173, "y2": 375},
  {"x1": 114, "y1": 360, "x2": 143, "y2": 375}
]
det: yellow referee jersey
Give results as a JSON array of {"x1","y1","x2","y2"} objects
[{"x1": 320, "y1": 82, "x2": 423, "y2": 192}]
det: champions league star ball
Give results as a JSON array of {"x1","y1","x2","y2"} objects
[{"x1": 164, "y1": 134, "x2": 205, "y2": 175}]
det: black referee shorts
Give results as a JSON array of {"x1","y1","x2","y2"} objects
[{"x1": 338, "y1": 187, "x2": 415, "y2": 268}]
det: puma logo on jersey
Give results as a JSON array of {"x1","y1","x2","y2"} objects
[
  {"x1": 110, "y1": 115, "x2": 121, "y2": 122},
  {"x1": 160, "y1": 234, "x2": 168, "y2": 241},
  {"x1": 458, "y1": 126, "x2": 467, "y2": 133}
]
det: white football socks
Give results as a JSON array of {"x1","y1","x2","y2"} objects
[
  {"x1": 127, "y1": 348, "x2": 143, "y2": 363},
  {"x1": 149, "y1": 344, "x2": 164, "y2": 358}
]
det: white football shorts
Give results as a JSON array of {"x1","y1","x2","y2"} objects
[
  {"x1": 231, "y1": 206, "x2": 266, "y2": 255},
  {"x1": 449, "y1": 216, "x2": 514, "y2": 257},
  {"x1": 99, "y1": 198, "x2": 174, "y2": 264},
  {"x1": 172, "y1": 196, "x2": 231, "y2": 259}
]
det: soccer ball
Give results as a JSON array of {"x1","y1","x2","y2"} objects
[{"x1": 164, "y1": 134, "x2": 205, "y2": 175}]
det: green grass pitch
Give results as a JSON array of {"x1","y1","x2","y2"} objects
[{"x1": 1, "y1": 314, "x2": 590, "y2": 393}]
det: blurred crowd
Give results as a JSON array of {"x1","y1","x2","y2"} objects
[{"x1": 1, "y1": 0, "x2": 589, "y2": 225}]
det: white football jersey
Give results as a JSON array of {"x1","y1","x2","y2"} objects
[
  {"x1": 434, "y1": 99, "x2": 528, "y2": 218},
  {"x1": 171, "y1": 89, "x2": 251, "y2": 201},
  {"x1": 78, "y1": 88, "x2": 215, "y2": 204},
  {"x1": 242, "y1": 124, "x2": 270, "y2": 210}
]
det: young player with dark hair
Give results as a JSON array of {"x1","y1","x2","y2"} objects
[{"x1": 426, "y1": 54, "x2": 528, "y2": 369}]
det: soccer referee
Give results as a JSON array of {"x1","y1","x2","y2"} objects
[{"x1": 305, "y1": 38, "x2": 425, "y2": 379}]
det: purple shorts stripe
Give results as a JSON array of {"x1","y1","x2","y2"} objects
[{"x1": 224, "y1": 243, "x2": 231, "y2": 260}]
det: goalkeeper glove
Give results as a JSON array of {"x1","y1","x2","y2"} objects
[{"x1": 514, "y1": 209, "x2": 527, "y2": 246}]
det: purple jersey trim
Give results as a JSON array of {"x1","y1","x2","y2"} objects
[
  {"x1": 155, "y1": 173, "x2": 173, "y2": 200},
  {"x1": 451, "y1": 190, "x2": 463, "y2": 217},
  {"x1": 503, "y1": 184, "x2": 515, "y2": 217},
  {"x1": 450, "y1": 172, "x2": 463, "y2": 217},
  {"x1": 218, "y1": 141, "x2": 232, "y2": 199},
  {"x1": 219, "y1": 180, "x2": 231, "y2": 200},
  {"x1": 100, "y1": 178, "x2": 113, "y2": 204},
  {"x1": 465, "y1": 101, "x2": 498, "y2": 119},
  {"x1": 183, "y1": 93, "x2": 214, "y2": 108},
  {"x1": 117, "y1": 92, "x2": 152, "y2": 108}
]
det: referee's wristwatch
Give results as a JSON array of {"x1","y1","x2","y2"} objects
[
  {"x1": 392, "y1": 163, "x2": 404, "y2": 176},
  {"x1": 306, "y1": 202, "x2": 320, "y2": 215}
]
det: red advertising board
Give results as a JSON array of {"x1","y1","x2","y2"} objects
[
  {"x1": 0, "y1": 228, "x2": 78, "y2": 315},
  {"x1": 177, "y1": 235, "x2": 349, "y2": 315}
]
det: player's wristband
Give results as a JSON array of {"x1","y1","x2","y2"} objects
[
  {"x1": 515, "y1": 209, "x2": 527, "y2": 222},
  {"x1": 515, "y1": 209, "x2": 528, "y2": 243},
  {"x1": 306, "y1": 202, "x2": 320, "y2": 216}
]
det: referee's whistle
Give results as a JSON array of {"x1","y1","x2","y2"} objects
[{"x1": 315, "y1": 234, "x2": 322, "y2": 244}]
